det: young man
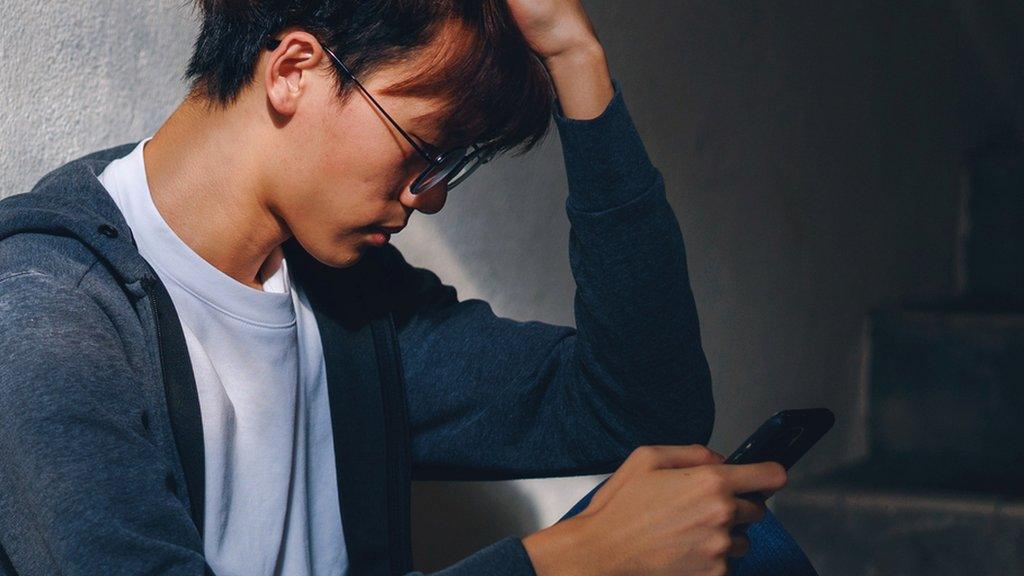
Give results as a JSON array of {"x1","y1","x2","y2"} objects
[{"x1": 0, "y1": 1, "x2": 790, "y2": 575}]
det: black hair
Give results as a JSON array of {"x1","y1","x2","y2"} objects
[{"x1": 185, "y1": 0, "x2": 552, "y2": 155}]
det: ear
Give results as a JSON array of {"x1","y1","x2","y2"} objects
[{"x1": 263, "y1": 31, "x2": 325, "y2": 117}]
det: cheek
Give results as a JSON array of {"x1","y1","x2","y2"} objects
[
  {"x1": 316, "y1": 129, "x2": 412, "y2": 201},
  {"x1": 286, "y1": 102, "x2": 414, "y2": 233},
  {"x1": 288, "y1": 158, "x2": 401, "y2": 239}
]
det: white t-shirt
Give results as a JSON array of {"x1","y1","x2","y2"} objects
[{"x1": 97, "y1": 138, "x2": 348, "y2": 576}]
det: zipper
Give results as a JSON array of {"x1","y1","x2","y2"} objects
[
  {"x1": 140, "y1": 275, "x2": 205, "y2": 537},
  {"x1": 386, "y1": 313, "x2": 413, "y2": 489},
  {"x1": 142, "y1": 278, "x2": 166, "y2": 393},
  {"x1": 372, "y1": 313, "x2": 413, "y2": 574}
]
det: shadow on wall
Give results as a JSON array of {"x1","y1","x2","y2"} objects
[{"x1": 411, "y1": 481, "x2": 541, "y2": 571}]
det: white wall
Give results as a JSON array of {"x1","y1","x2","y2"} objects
[{"x1": 0, "y1": 1, "x2": 196, "y2": 191}]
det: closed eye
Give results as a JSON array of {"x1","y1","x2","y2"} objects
[
  {"x1": 412, "y1": 135, "x2": 442, "y2": 162},
  {"x1": 406, "y1": 150, "x2": 430, "y2": 172}
]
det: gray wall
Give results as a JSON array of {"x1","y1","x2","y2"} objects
[
  {"x1": 0, "y1": 1, "x2": 196, "y2": 192},
  {"x1": 3, "y1": 0, "x2": 1019, "y2": 571}
]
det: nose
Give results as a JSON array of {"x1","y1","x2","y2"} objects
[{"x1": 399, "y1": 181, "x2": 448, "y2": 215}]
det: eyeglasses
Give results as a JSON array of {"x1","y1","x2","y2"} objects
[{"x1": 265, "y1": 38, "x2": 495, "y2": 195}]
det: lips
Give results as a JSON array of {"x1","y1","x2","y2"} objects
[{"x1": 374, "y1": 225, "x2": 405, "y2": 234}]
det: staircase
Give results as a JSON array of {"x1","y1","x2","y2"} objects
[{"x1": 772, "y1": 138, "x2": 1024, "y2": 575}]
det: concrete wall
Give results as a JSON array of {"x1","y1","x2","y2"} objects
[
  {"x1": 0, "y1": 1, "x2": 196, "y2": 193},
  {"x1": 3, "y1": 0, "x2": 1019, "y2": 571}
]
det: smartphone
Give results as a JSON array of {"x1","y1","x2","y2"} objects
[
  {"x1": 724, "y1": 408, "x2": 834, "y2": 469},
  {"x1": 558, "y1": 408, "x2": 834, "y2": 522},
  {"x1": 725, "y1": 408, "x2": 834, "y2": 505}
]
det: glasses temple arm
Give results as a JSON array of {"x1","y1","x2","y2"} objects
[{"x1": 320, "y1": 46, "x2": 437, "y2": 162}]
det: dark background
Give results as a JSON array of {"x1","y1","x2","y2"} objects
[{"x1": 398, "y1": 1, "x2": 1024, "y2": 572}]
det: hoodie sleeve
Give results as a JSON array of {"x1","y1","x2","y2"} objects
[
  {"x1": 0, "y1": 271, "x2": 211, "y2": 575},
  {"x1": 400, "y1": 536, "x2": 537, "y2": 576},
  {"x1": 394, "y1": 80, "x2": 714, "y2": 482}
]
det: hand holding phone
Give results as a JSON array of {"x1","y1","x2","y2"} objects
[
  {"x1": 548, "y1": 409, "x2": 833, "y2": 574},
  {"x1": 559, "y1": 408, "x2": 833, "y2": 521},
  {"x1": 724, "y1": 408, "x2": 835, "y2": 502}
]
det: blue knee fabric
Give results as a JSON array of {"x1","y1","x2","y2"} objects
[
  {"x1": 728, "y1": 505, "x2": 818, "y2": 576},
  {"x1": 559, "y1": 478, "x2": 818, "y2": 576}
]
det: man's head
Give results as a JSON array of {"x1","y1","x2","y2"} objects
[{"x1": 183, "y1": 0, "x2": 552, "y2": 268}]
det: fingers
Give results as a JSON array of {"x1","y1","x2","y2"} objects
[
  {"x1": 630, "y1": 444, "x2": 725, "y2": 471},
  {"x1": 727, "y1": 532, "x2": 751, "y2": 558},
  {"x1": 736, "y1": 490, "x2": 768, "y2": 506},
  {"x1": 587, "y1": 445, "x2": 722, "y2": 512},
  {"x1": 717, "y1": 461, "x2": 788, "y2": 495},
  {"x1": 732, "y1": 497, "x2": 766, "y2": 526},
  {"x1": 724, "y1": 501, "x2": 764, "y2": 559}
]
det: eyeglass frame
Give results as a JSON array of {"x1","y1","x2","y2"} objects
[{"x1": 264, "y1": 37, "x2": 496, "y2": 195}]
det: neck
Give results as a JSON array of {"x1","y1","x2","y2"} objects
[{"x1": 143, "y1": 92, "x2": 291, "y2": 291}]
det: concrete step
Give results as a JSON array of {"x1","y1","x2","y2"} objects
[
  {"x1": 960, "y1": 139, "x2": 1024, "y2": 299},
  {"x1": 868, "y1": 308, "x2": 1024, "y2": 464},
  {"x1": 772, "y1": 456, "x2": 1024, "y2": 576}
]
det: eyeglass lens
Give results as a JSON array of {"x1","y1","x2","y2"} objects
[{"x1": 412, "y1": 146, "x2": 485, "y2": 195}]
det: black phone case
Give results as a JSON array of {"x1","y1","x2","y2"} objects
[{"x1": 724, "y1": 408, "x2": 835, "y2": 470}]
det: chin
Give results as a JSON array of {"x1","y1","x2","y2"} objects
[
  {"x1": 322, "y1": 248, "x2": 368, "y2": 269},
  {"x1": 296, "y1": 238, "x2": 368, "y2": 270}
]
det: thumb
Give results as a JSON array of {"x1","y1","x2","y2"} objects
[
  {"x1": 586, "y1": 445, "x2": 721, "y2": 512},
  {"x1": 642, "y1": 444, "x2": 724, "y2": 470}
]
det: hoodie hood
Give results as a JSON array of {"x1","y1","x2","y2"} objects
[{"x1": 0, "y1": 142, "x2": 156, "y2": 287}]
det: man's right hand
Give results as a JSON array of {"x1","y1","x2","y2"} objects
[{"x1": 521, "y1": 445, "x2": 788, "y2": 576}]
